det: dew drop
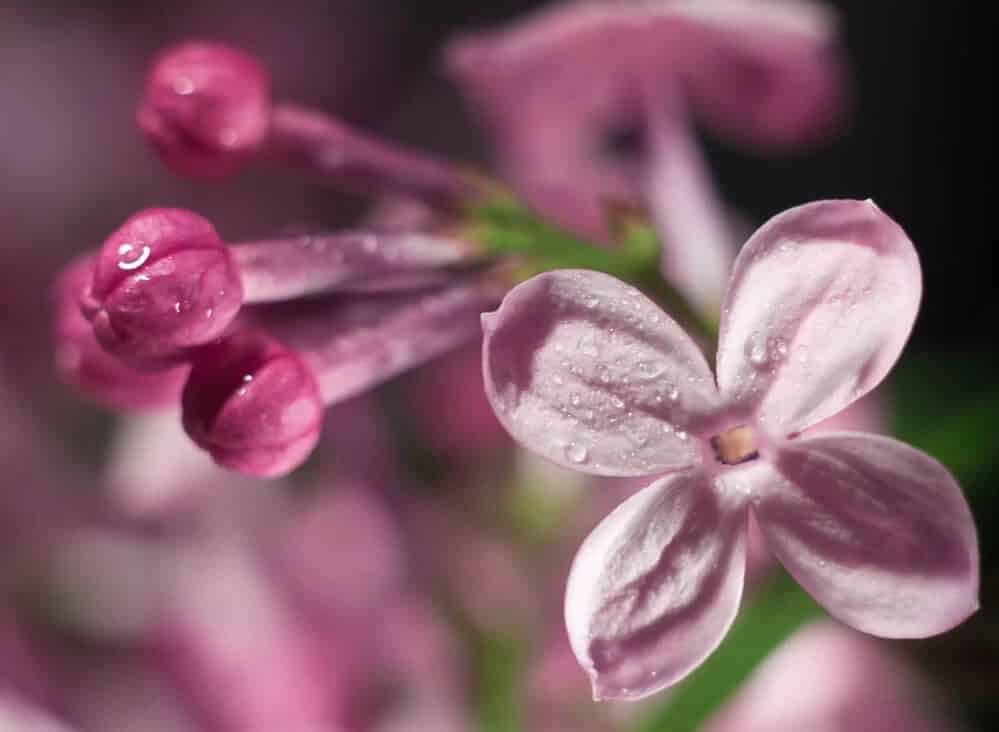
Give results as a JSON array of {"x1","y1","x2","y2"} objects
[
  {"x1": 611, "y1": 396, "x2": 625, "y2": 409},
  {"x1": 667, "y1": 384, "x2": 680, "y2": 401},
  {"x1": 625, "y1": 426, "x2": 648, "y2": 447},
  {"x1": 770, "y1": 337, "x2": 789, "y2": 361},
  {"x1": 675, "y1": 430, "x2": 688, "y2": 441},
  {"x1": 565, "y1": 443, "x2": 588, "y2": 464},
  {"x1": 570, "y1": 392, "x2": 581, "y2": 406},
  {"x1": 117, "y1": 242, "x2": 152, "y2": 271},
  {"x1": 745, "y1": 333, "x2": 768, "y2": 367},
  {"x1": 584, "y1": 295, "x2": 600, "y2": 309},
  {"x1": 635, "y1": 360, "x2": 666, "y2": 379},
  {"x1": 173, "y1": 77, "x2": 195, "y2": 95},
  {"x1": 598, "y1": 366, "x2": 611, "y2": 384}
]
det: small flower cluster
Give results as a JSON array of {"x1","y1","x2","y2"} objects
[
  {"x1": 56, "y1": 42, "x2": 505, "y2": 476},
  {"x1": 44, "y1": 0, "x2": 980, "y2": 717}
]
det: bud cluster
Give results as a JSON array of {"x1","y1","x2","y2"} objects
[{"x1": 56, "y1": 42, "x2": 502, "y2": 476}]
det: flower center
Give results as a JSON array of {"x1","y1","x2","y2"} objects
[{"x1": 710, "y1": 425, "x2": 759, "y2": 466}]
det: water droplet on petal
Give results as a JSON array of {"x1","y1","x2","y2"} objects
[
  {"x1": 565, "y1": 443, "x2": 588, "y2": 464},
  {"x1": 624, "y1": 425, "x2": 648, "y2": 447},
  {"x1": 570, "y1": 392, "x2": 581, "y2": 406},
  {"x1": 770, "y1": 337, "x2": 788, "y2": 361},
  {"x1": 635, "y1": 360, "x2": 666, "y2": 379},
  {"x1": 745, "y1": 333, "x2": 768, "y2": 367}
]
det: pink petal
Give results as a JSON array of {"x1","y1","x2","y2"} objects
[
  {"x1": 482, "y1": 270, "x2": 719, "y2": 477},
  {"x1": 233, "y1": 231, "x2": 470, "y2": 303},
  {"x1": 716, "y1": 200, "x2": 921, "y2": 436},
  {"x1": 565, "y1": 470, "x2": 747, "y2": 699},
  {"x1": 705, "y1": 621, "x2": 958, "y2": 732},
  {"x1": 0, "y1": 693, "x2": 79, "y2": 732},
  {"x1": 644, "y1": 99, "x2": 736, "y2": 313},
  {"x1": 672, "y1": 0, "x2": 847, "y2": 149},
  {"x1": 752, "y1": 432, "x2": 979, "y2": 637},
  {"x1": 264, "y1": 275, "x2": 500, "y2": 406}
]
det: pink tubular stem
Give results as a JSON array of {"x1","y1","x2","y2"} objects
[
  {"x1": 232, "y1": 230, "x2": 476, "y2": 303},
  {"x1": 262, "y1": 271, "x2": 506, "y2": 406},
  {"x1": 266, "y1": 103, "x2": 479, "y2": 207}
]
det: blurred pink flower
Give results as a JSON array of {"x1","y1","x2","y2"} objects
[
  {"x1": 447, "y1": 0, "x2": 847, "y2": 309},
  {"x1": 481, "y1": 200, "x2": 978, "y2": 699},
  {"x1": 411, "y1": 341, "x2": 510, "y2": 457},
  {"x1": 706, "y1": 620, "x2": 965, "y2": 732}
]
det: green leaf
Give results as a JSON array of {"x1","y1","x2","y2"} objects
[
  {"x1": 475, "y1": 630, "x2": 525, "y2": 732},
  {"x1": 891, "y1": 353, "x2": 999, "y2": 489}
]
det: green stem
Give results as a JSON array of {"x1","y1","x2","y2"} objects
[{"x1": 465, "y1": 196, "x2": 719, "y2": 344}]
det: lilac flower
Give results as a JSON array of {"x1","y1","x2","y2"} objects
[
  {"x1": 705, "y1": 620, "x2": 963, "y2": 732},
  {"x1": 54, "y1": 255, "x2": 189, "y2": 411},
  {"x1": 138, "y1": 42, "x2": 271, "y2": 179},
  {"x1": 480, "y1": 199, "x2": 979, "y2": 699},
  {"x1": 80, "y1": 208, "x2": 243, "y2": 368},
  {"x1": 60, "y1": 201, "x2": 500, "y2": 476},
  {"x1": 140, "y1": 41, "x2": 476, "y2": 205},
  {"x1": 0, "y1": 693, "x2": 79, "y2": 732},
  {"x1": 447, "y1": 0, "x2": 846, "y2": 308},
  {"x1": 76, "y1": 206, "x2": 476, "y2": 367}
]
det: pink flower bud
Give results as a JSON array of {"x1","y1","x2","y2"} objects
[
  {"x1": 84, "y1": 208, "x2": 243, "y2": 367},
  {"x1": 181, "y1": 331, "x2": 322, "y2": 477},
  {"x1": 137, "y1": 41, "x2": 271, "y2": 178},
  {"x1": 54, "y1": 256, "x2": 187, "y2": 410}
]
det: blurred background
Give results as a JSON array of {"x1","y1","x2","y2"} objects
[{"x1": 0, "y1": 1, "x2": 995, "y2": 730}]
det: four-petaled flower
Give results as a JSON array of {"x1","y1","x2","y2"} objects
[{"x1": 481, "y1": 199, "x2": 979, "y2": 699}]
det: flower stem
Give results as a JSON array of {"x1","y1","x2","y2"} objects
[{"x1": 464, "y1": 194, "x2": 720, "y2": 344}]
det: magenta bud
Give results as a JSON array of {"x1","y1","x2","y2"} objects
[
  {"x1": 85, "y1": 208, "x2": 243, "y2": 367},
  {"x1": 181, "y1": 331, "x2": 322, "y2": 477},
  {"x1": 137, "y1": 41, "x2": 271, "y2": 178},
  {"x1": 54, "y1": 256, "x2": 188, "y2": 410}
]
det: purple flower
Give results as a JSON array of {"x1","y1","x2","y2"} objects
[
  {"x1": 181, "y1": 329, "x2": 324, "y2": 478},
  {"x1": 140, "y1": 41, "x2": 476, "y2": 205},
  {"x1": 705, "y1": 621, "x2": 962, "y2": 732},
  {"x1": 480, "y1": 199, "x2": 979, "y2": 699},
  {"x1": 62, "y1": 199, "x2": 497, "y2": 479},
  {"x1": 138, "y1": 42, "x2": 271, "y2": 179},
  {"x1": 81, "y1": 208, "x2": 243, "y2": 368},
  {"x1": 447, "y1": 0, "x2": 846, "y2": 308},
  {"x1": 54, "y1": 255, "x2": 189, "y2": 410}
]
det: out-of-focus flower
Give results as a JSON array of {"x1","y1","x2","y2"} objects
[
  {"x1": 481, "y1": 200, "x2": 979, "y2": 699},
  {"x1": 54, "y1": 256, "x2": 190, "y2": 411},
  {"x1": 57, "y1": 41, "x2": 509, "y2": 477},
  {"x1": 0, "y1": 692, "x2": 79, "y2": 732},
  {"x1": 705, "y1": 620, "x2": 965, "y2": 732},
  {"x1": 139, "y1": 41, "x2": 477, "y2": 205},
  {"x1": 447, "y1": 0, "x2": 846, "y2": 309},
  {"x1": 411, "y1": 342, "x2": 510, "y2": 457}
]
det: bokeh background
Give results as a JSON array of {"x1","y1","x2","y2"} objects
[{"x1": 1, "y1": 1, "x2": 995, "y2": 730}]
